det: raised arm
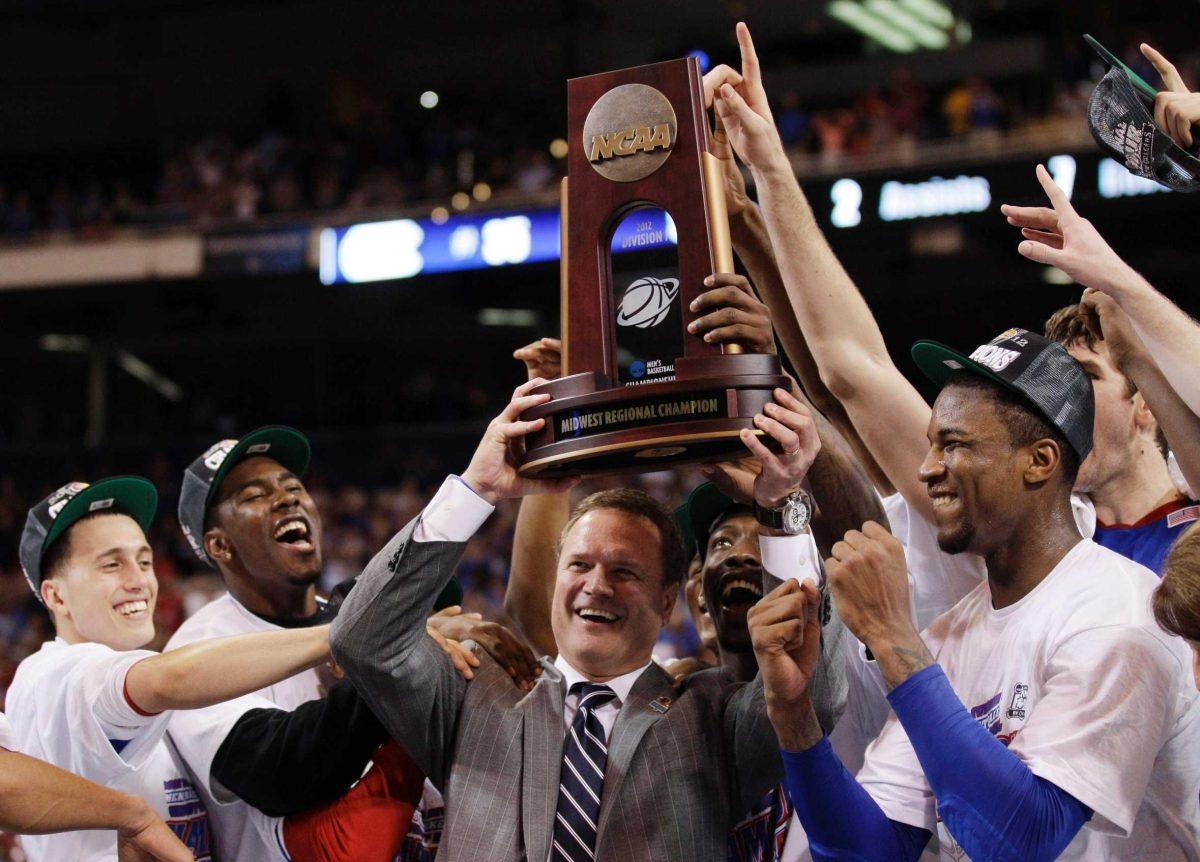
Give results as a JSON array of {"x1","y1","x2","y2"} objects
[
  {"x1": 711, "y1": 111, "x2": 895, "y2": 495},
  {"x1": 1004, "y1": 164, "x2": 1200, "y2": 420},
  {"x1": 330, "y1": 380, "x2": 575, "y2": 785},
  {"x1": 125, "y1": 625, "x2": 330, "y2": 715},
  {"x1": 707, "y1": 24, "x2": 935, "y2": 516},
  {"x1": 504, "y1": 338, "x2": 570, "y2": 658},
  {"x1": 0, "y1": 748, "x2": 190, "y2": 861}
]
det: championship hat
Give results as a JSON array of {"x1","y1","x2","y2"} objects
[
  {"x1": 179, "y1": 426, "x2": 311, "y2": 565},
  {"x1": 1084, "y1": 33, "x2": 1200, "y2": 192},
  {"x1": 911, "y1": 327, "x2": 1094, "y2": 461},
  {"x1": 20, "y1": 476, "x2": 158, "y2": 599}
]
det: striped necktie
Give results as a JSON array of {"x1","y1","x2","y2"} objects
[{"x1": 552, "y1": 682, "x2": 617, "y2": 862}]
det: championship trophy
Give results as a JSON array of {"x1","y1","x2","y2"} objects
[{"x1": 518, "y1": 57, "x2": 788, "y2": 477}]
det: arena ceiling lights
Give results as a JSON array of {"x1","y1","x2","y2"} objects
[{"x1": 826, "y1": 0, "x2": 964, "y2": 53}]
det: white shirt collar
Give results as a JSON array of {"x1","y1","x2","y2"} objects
[{"x1": 553, "y1": 654, "x2": 652, "y2": 706}]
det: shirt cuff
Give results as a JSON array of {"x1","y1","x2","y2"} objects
[
  {"x1": 413, "y1": 475, "x2": 495, "y2": 543},
  {"x1": 760, "y1": 531, "x2": 824, "y2": 587}
]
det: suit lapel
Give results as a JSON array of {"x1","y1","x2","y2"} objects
[
  {"x1": 522, "y1": 659, "x2": 565, "y2": 862},
  {"x1": 594, "y1": 663, "x2": 674, "y2": 844}
]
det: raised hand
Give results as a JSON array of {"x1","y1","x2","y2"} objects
[
  {"x1": 748, "y1": 578, "x2": 825, "y2": 748},
  {"x1": 711, "y1": 112, "x2": 754, "y2": 217},
  {"x1": 709, "y1": 23, "x2": 785, "y2": 170},
  {"x1": 461, "y1": 378, "x2": 579, "y2": 504},
  {"x1": 513, "y1": 337, "x2": 563, "y2": 382},
  {"x1": 687, "y1": 273, "x2": 777, "y2": 353},
  {"x1": 740, "y1": 387, "x2": 820, "y2": 509},
  {"x1": 1141, "y1": 43, "x2": 1200, "y2": 149},
  {"x1": 1078, "y1": 287, "x2": 1148, "y2": 371},
  {"x1": 426, "y1": 607, "x2": 483, "y2": 681},
  {"x1": 1000, "y1": 164, "x2": 1141, "y2": 294}
]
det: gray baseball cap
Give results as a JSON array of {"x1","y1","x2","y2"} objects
[
  {"x1": 178, "y1": 426, "x2": 311, "y2": 566},
  {"x1": 20, "y1": 476, "x2": 158, "y2": 599},
  {"x1": 911, "y1": 327, "x2": 1094, "y2": 461}
]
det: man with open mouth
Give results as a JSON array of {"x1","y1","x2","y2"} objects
[
  {"x1": 167, "y1": 426, "x2": 536, "y2": 862},
  {"x1": 6, "y1": 475, "x2": 340, "y2": 862}
]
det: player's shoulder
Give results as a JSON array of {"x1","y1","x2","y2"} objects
[
  {"x1": 165, "y1": 592, "x2": 247, "y2": 648},
  {"x1": 1059, "y1": 540, "x2": 1161, "y2": 613}
]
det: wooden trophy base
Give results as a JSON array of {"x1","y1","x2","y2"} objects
[{"x1": 517, "y1": 353, "x2": 789, "y2": 478}]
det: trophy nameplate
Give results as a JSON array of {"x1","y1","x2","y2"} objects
[{"x1": 518, "y1": 57, "x2": 787, "y2": 477}]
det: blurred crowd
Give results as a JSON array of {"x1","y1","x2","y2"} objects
[{"x1": 6, "y1": 39, "x2": 1191, "y2": 239}]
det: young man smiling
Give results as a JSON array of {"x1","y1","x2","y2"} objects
[
  {"x1": 7, "y1": 477, "x2": 334, "y2": 862},
  {"x1": 752, "y1": 329, "x2": 1200, "y2": 860},
  {"x1": 167, "y1": 427, "x2": 527, "y2": 862}
]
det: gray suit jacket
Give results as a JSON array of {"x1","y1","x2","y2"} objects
[{"x1": 331, "y1": 515, "x2": 845, "y2": 862}]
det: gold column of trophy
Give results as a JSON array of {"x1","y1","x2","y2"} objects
[{"x1": 518, "y1": 57, "x2": 787, "y2": 477}]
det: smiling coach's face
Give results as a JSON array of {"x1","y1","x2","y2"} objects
[
  {"x1": 206, "y1": 456, "x2": 323, "y2": 588},
  {"x1": 551, "y1": 508, "x2": 676, "y2": 682}
]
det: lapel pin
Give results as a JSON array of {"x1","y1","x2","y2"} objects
[{"x1": 649, "y1": 696, "x2": 672, "y2": 714}]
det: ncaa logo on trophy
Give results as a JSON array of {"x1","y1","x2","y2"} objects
[{"x1": 516, "y1": 56, "x2": 787, "y2": 477}]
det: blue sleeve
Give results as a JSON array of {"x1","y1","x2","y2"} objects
[
  {"x1": 888, "y1": 665, "x2": 1092, "y2": 862},
  {"x1": 782, "y1": 738, "x2": 930, "y2": 862}
]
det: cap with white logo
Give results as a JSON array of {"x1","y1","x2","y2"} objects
[
  {"x1": 178, "y1": 426, "x2": 311, "y2": 566},
  {"x1": 911, "y1": 327, "x2": 1094, "y2": 461},
  {"x1": 20, "y1": 476, "x2": 158, "y2": 600}
]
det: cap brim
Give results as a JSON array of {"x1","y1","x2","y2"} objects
[
  {"x1": 910, "y1": 339, "x2": 1019, "y2": 393},
  {"x1": 1084, "y1": 33, "x2": 1158, "y2": 100},
  {"x1": 685, "y1": 482, "x2": 743, "y2": 560},
  {"x1": 44, "y1": 476, "x2": 158, "y2": 552},
  {"x1": 206, "y1": 426, "x2": 311, "y2": 513}
]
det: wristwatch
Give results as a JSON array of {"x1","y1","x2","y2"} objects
[{"x1": 754, "y1": 489, "x2": 813, "y2": 535}]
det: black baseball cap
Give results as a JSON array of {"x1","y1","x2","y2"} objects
[
  {"x1": 179, "y1": 426, "x2": 311, "y2": 565},
  {"x1": 911, "y1": 327, "x2": 1095, "y2": 461},
  {"x1": 20, "y1": 476, "x2": 158, "y2": 599},
  {"x1": 1085, "y1": 34, "x2": 1200, "y2": 192},
  {"x1": 680, "y1": 482, "x2": 752, "y2": 562}
]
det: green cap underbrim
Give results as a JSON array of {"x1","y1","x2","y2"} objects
[
  {"x1": 45, "y1": 476, "x2": 158, "y2": 553},
  {"x1": 1084, "y1": 34, "x2": 1158, "y2": 100},
  {"x1": 206, "y1": 426, "x2": 311, "y2": 516},
  {"x1": 910, "y1": 339, "x2": 1019, "y2": 393}
]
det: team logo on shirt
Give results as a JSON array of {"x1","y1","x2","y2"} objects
[
  {"x1": 164, "y1": 777, "x2": 213, "y2": 861},
  {"x1": 968, "y1": 691, "x2": 1003, "y2": 736},
  {"x1": 1006, "y1": 683, "x2": 1029, "y2": 719}
]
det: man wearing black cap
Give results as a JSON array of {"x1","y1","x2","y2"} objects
[
  {"x1": 6, "y1": 476, "x2": 339, "y2": 862},
  {"x1": 167, "y1": 427, "x2": 533, "y2": 862},
  {"x1": 752, "y1": 328, "x2": 1200, "y2": 860}
]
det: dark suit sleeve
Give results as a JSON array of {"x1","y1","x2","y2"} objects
[
  {"x1": 329, "y1": 516, "x2": 471, "y2": 790},
  {"x1": 725, "y1": 570, "x2": 848, "y2": 817},
  {"x1": 210, "y1": 677, "x2": 390, "y2": 817}
]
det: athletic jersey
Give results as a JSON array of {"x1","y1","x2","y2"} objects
[
  {"x1": 857, "y1": 540, "x2": 1200, "y2": 860},
  {"x1": 7, "y1": 639, "x2": 214, "y2": 862},
  {"x1": 1094, "y1": 498, "x2": 1200, "y2": 575},
  {"x1": 165, "y1": 593, "x2": 323, "y2": 862}
]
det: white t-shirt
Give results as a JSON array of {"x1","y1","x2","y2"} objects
[
  {"x1": 165, "y1": 593, "x2": 323, "y2": 862},
  {"x1": 6, "y1": 640, "x2": 214, "y2": 862},
  {"x1": 857, "y1": 539, "x2": 1200, "y2": 860},
  {"x1": 0, "y1": 711, "x2": 14, "y2": 750}
]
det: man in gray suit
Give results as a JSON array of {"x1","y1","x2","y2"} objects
[{"x1": 330, "y1": 379, "x2": 844, "y2": 862}]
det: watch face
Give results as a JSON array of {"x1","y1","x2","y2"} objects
[{"x1": 784, "y1": 495, "x2": 812, "y2": 534}]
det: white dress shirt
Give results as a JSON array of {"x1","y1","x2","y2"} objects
[{"x1": 553, "y1": 655, "x2": 651, "y2": 741}]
